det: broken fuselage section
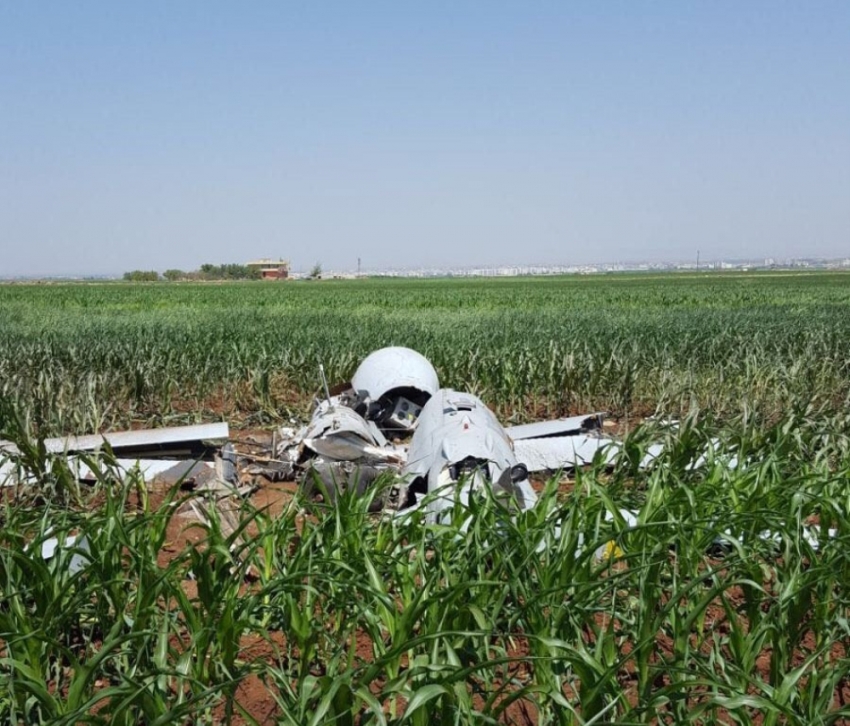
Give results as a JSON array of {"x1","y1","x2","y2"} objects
[
  {"x1": 277, "y1": 347, "x2": 438, "y2": 508},
  {"x1": 399, "y1": 389, "x2": 538, "y2": 521}
]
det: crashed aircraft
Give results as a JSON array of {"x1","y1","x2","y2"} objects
[
  {"x1": 273, "y1": 346, "x2": 615, "y2": 515},
  {"x1": 0, "y1": 346, "x2": 615, "y2": 513}
]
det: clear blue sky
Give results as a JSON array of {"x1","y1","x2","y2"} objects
[{"x1": 2, "y1": 2, "x2": 848, "y2": 276}]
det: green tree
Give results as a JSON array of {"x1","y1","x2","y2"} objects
[
  {"x1": 122, "y1": 270, "x2": 160, "y2": 282},
  {"x1": 197, "y1": 263, "x2": 260, "y2": 280},
  {"x1": 163, "y1": 269, "x2": 185, "y2": 281}
]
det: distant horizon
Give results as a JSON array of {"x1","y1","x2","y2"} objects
[{"x1": 4, "y1": 251, "x2": 849, "y2": 281}]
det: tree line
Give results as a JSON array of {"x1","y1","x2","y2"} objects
[{"x1": 123, "y1": 264, "x2": 262, "y2": 282}]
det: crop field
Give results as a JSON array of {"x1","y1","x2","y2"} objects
[
  {"x1": 2, "y1": 272, "x2": 850, "y2": 435},
  {"x1": 1, "y1": 272, "x2": 850, "y2": 724}
]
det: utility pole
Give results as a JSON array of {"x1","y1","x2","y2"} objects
[
  {"x1": 696, "y1": 250, "x2": 700, "y2": 272},
  {"x1": 357, "y1": 257, "x2": 361, "y2": 277}
]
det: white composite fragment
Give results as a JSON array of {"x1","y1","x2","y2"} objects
[
  {"x1": 39, "y1": 534, "x2": 91, "y2": 574},
  {"x1": 505, "y1": 413, "x2": 606, "y2": 441},
  {"x1": 69, "y1": 458, "x2": 203, "y2": 482},
  {"x1": 514, "y1": 435, "x2": 619, "y2": 472},
  {"x1": 639, "y1": 441, "x2": 739, "y2": 470},
  {"x1": 0, "y1": 422, "x2": 229, "y2": 456},
  {"x1": 712, "y1": 525, "x2": 840, "y2": 553}
]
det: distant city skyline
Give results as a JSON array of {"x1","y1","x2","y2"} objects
[{"x1": 2, "y1": 3, "x2": 848, "y2": 277}]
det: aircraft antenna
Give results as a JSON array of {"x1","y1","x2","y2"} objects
[{"x1": 319, "y1": 363, "x2": 332, "y2": 405}]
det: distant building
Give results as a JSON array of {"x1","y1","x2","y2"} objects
[{"x1": 246, "y1": 258, "x2": 290, "y2": 280}]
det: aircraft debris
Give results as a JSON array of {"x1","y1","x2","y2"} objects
[
  {"x1": 2, "y1": 348, "x2": 631, "y2": 525},
  {"x1": 513, "y1": 435, "x2": 617, "y2": 472},
  {"x1": 1, "y1": 423, "x2": 235, "y2": 492},
  {"x1": 266, "y1": 346, "x2": 622, "y2": 514},
  {"x1": 399, "y1": 389, "x2": 538, "y2": 522},
  {"x1": 505, "y1": 412, "x2": 606, "y2": 441},
  {"x1": 7, "y1": 346, "x2": 837, "y2": 566},
  {"x1": 38, "y1": 534, "x2": 91, "y2": 575},
  {"x1": 301, "y1": 400, "x2": 389, "y2": 461},
  {"x1": 301, "y1": 460, "x2": 388, "y2": 510},
  {"x1": 349, "y1": 346, "x2": 439, "y2": 432},
  {"x1": 267, "y1": 347, "x2": 433, "y2": 501},
  {"x1": 0, "y1": 422, "x2": 229, "y2": 459},
  {"x1": 72, "y1": 458, "x2": 205, "y2": 483}
]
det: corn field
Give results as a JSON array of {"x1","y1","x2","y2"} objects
[
  {"x1": 1, "y1": 272, "x2": 850, "y2": 724},
  {"x1": 1, "y1": 273, "x2": 850, "y2": 435}
]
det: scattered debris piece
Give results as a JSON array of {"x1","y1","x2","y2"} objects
[
  {"x1": 505, "y1": 412, "x2": 606, "y2": 441},
  {"x1": 513, "y1": 435, "x2": 617, "y2": 472},
  {"x1": 0, "y1": 422, "x2": 229, "y2": 458},
  {"x1": 39, "y1": 534, "x2": 91, "y2": 574},
  {"x1": 0, "y1": 456, "x2": 18, "y2": 488}
]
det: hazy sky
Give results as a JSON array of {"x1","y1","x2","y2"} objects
[{"x1": 2, "y1": 2, "x2": 849, "y2": 276}]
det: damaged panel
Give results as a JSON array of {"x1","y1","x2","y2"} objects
[
  {"x1": 0, "y1": 422, "x2": 229, "y2": 458},
  {"x1": 70, "y1": 458, "x2": 193, "y2": 483},
  {"x1": 514, "y1": 435, "x2": 619, "y2": 472},
  {"x1": 505, "y1": 413, "x2": 606, "y2": 441},
  {"x1": 301, "y1": 460, "x2": 387, "y2": 510}
]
